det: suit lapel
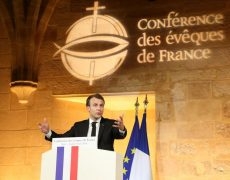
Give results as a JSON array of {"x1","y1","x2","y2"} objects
[
  {"x1": 81, "y1": 119, "x2": 90, "y2": 136},
  {"x1": 98, "y1": 118, "x2": 105, "y2": 141}
]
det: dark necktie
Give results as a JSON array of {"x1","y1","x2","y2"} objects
[{"x1": 91, "y1": 122, "x2": 97, "y2": 136}]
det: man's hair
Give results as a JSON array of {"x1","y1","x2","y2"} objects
[{"x1": 86, "y1": 93, "x2": 105, "y2": 106}]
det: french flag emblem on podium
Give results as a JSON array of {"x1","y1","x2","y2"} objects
[{"x1": 55, "y1": 146, "x2": 79, "y2": 180}]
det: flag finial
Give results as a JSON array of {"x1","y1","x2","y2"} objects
[
  {"x1": 143, "y1": 94, "x2": 149, "y2": 112},
  {"x1": 135, "y1": 97, "x2": 139, "y2": 116}
]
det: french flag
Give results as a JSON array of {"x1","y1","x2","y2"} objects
[
  {"x1": 55, "y1": 146, "x2": 79, "y2": 180},
  {"x1": 41, "y1": 146, "x2": 80, "y2": 180}
]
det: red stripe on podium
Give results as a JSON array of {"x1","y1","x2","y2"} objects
[{"x1": 70, "y1": 146, "x2": 79, "y2": 180}]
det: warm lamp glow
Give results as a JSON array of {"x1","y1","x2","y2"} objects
[{"x1": 10, "y1": 81, "x2": 37, "y2": 104}]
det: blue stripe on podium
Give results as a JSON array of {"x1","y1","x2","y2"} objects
[{"x1": 55, "y1": 147, "x2": 64, "y2": 180}]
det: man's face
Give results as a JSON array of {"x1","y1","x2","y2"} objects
[{"x1": 87, "y1": 97, "x2": 104, "y2": 120}]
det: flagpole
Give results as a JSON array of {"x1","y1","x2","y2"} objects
[
  {"x1": 143, "y1": 94, "x2": 149, "y2": 112},
  {"x1": 135, "y1": 97, "x2": 139, "y2": 116},
  {"x1": 128, "y1": 94, "x2": 152, "y2": 180},
  {"x1": 123, "y1": 97, "x2": 140, "y2": 180}
]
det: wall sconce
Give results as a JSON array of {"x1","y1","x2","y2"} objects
[{"x1": 10, "y1": 81, "x2": 37, "y2": 104}]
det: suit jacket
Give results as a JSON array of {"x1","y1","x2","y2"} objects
[{"x1": 46, "y1": 117, "x2": 127, "y2": 151}]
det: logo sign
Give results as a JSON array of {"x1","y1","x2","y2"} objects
[{"x1": 54, "y1": 1, "x2": 129, "y2": 85}]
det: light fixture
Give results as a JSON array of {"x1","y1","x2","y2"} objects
[
  {"x1": 10, "y1": 81, "x2": 37, "y2": 104},
  {"x1": 1, "y1": 1, "x2": 56, "y2": 106}
]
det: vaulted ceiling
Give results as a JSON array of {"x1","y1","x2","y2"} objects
[{"x1": 0, "y1": 0, "x2": 59, "y2": 83}]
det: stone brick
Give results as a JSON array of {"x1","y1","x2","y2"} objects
[
  {"x1": 33, "y1": 90, "x2": 53, "y2": 109},
  {"x1": 0, "y1": 69, "x2": 10, "y2": 93},
  {"x1": 177, "y1": 121, "x2": 214, "y2": 139},
  {"x1": 213, "y1": 160, "x2": 230, "y2": 175},
  {"x1": 156, "y1": 121, "x2": 177, "y2": 140},
  {"x1": 0, "y1": 94, "x2": 10, "y2": 110},
  {"x1": 0, "y1": 148, "x2": 26, "y2": 165},
  {"x1": 27, "y1": 109, "x2": 52, "y2": 129},
  {"x1": 180, "y1": 160, "x2": 212, "y2": 177},
  {"x1": 213, "y1": 80, "x2": 230, "y2": 97},
  {"x1": 26, "y1": 130, "x2": 51, "y2": 147},
  {"x1": 0, "y1": 131, "x2": 28, "y2": 147},
  {"x1": 0, "y1": 40, "x2": 11, "y2": 54},
  {"x1": 223, "y1": 100, "x2": 230, "y2": 119},
  {"x1": 171, "y1": 83, "x2": 186, "y2": 101},
  {"x1": 214, "y1": 140, "x2": 230, "y2": 159},
  {"x1": 25, "y1": 147, "x2": 50, "y2": 165},
  {"x1": 170, "y1": 140, "x2": 213, "y2": 159},
  {"x1": 174, "y1": 99, "x2": 221, "y2": 123},
  {"x1": 157, "y1": 158, "x2": 180, "y2": 177},
  {"x1": 187, "y1": 82, "x2": 211, "y2": 99},
  {"x1": 0, "y1": 54, "x2": 11, "y2": 68},
  {"x1": 216, "y1": 122, "x2": 230, "y2": 138},
  {"x1": 0, "y1": 110, "x2": 27, "y2": 130},
  {"x1": 0, "y1": 165, "x2": 40, "y2": 180}
]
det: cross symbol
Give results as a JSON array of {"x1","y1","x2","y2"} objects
[{"x1": 86, "y1": 1, "x2": 106, "y2": 33}]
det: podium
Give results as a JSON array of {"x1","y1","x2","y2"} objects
[{"x1": 40, "y1": 137, "x2": 123, "y2": 180}]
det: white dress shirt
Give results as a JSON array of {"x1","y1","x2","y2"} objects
[{"x1": 87, "y1": 118, "x2": 101, "y2": 137}]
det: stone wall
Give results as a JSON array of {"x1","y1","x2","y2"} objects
[{"x1": 155, "y1": 79, "x2": 230, "y2": 179}]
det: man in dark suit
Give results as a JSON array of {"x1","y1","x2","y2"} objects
[{"x1": 38, "y1": 93, "x2": 127, "y2": 151}]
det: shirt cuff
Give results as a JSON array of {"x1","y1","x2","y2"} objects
[
  {"x1": 45, "y1": 130, "x2": 52, "y2": 138},
  {"x1": 119, "y1": 128, "x2": 126, "y2": 135}
]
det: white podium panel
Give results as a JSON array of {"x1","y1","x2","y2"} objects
[{"x1": 40, "y1": 138, "x2": 122, "y2": 180}]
